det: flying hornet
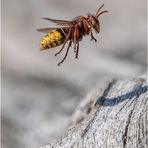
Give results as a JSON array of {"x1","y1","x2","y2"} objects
[{"x1": 37, "y1": 4, "x2": 108, "y2": 66}]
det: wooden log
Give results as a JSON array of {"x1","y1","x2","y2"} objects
[{"x1": 41, "y1": 76, "x2": 148, "y2": 148}]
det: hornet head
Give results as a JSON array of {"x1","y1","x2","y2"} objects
[{"x1": 87, "y1": 4, "x2": 108, "y2": 33}]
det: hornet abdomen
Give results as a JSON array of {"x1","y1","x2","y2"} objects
[{"x1": 39, "y1": 29, "x2": 65, "y2": 50}]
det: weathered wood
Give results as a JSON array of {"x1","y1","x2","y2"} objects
[{"x1": 41, "y1": 76, "x2": 148, "y2": 148}]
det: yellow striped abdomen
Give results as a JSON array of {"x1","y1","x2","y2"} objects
[{"x1": 39, "y1": 29, "x2": 65, "y2": 51}]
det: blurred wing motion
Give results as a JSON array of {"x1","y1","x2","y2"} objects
[
  {"x1": 37, "y1": 28, "x2": 58, "y2": 33},
  {"x1": 42, "y1": 18, "x2": 74, "y2": 26},
  {"x1": 37, "y1": 18, "x2": 72, "y2": 51}
]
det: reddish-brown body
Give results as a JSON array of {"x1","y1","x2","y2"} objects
[{"x1": 37, "y1": 4, "x2": 108, "y2": 66}]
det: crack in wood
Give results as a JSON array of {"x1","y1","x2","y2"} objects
[
  {"x1": 122, "y1": 107, "x2": 134, "y2": 148},
  {"x1": 81, "y1": 80, "x2": 117, "y2": 138},
  {"x1": 122, "y1": 89, "x2": 142, "y2": 148}
]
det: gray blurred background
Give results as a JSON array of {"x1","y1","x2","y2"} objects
[{"x1": 2, "y1": 0, "x2": 147, "y2": 148}]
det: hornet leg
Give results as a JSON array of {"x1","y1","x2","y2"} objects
[
  {"x1": 90, "y1": 30, "x2": 97, "y2": 42},
  {"x1": 55, "y1": 28, "x2": 72, "y2": 56},
  {"x1": 75, "y1": 41, "x2": 79, "y2": 59},
  {"x1": 74, "y1": 27, "x2": 77, "y2": 52},
  {"x1": 58, "y1": 40, "x2": 72, "y2": 66}
]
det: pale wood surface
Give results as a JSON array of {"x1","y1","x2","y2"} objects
[{"x1": 41, "y1": 76, "x2": 148, "y2": 148}]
